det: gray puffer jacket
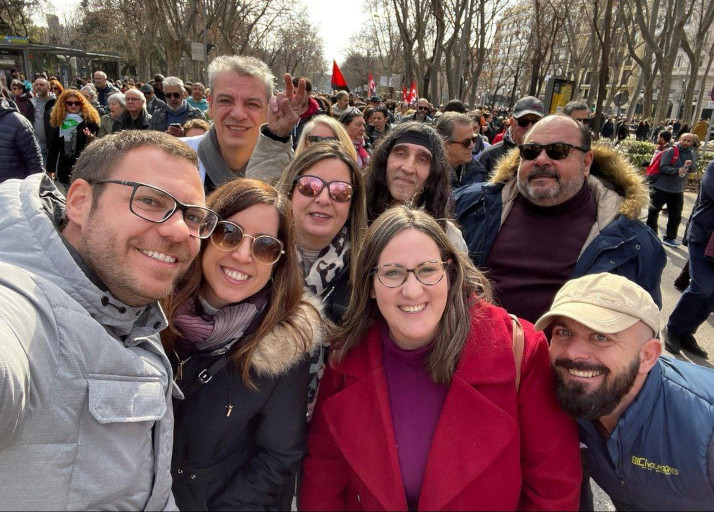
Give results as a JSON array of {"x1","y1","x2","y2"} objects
[
  {"x1": 0, "y1": 174, "x2": 177, "y2": 510},
  {"x1": 0, "y1": 98, "x2": 44, "y2": 182}
]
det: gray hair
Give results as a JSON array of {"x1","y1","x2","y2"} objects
[
  {"x1": 93, "y1": 70, "x2": 107, "y2": 79},
  {"x1": 107, "y1": 92, "x2": 126, "y2": 108},
  {"x1": 124, "y1": 88, "x2": 146, "y2": 105},
  {"x1": 435, "y1": 112, "x2": 472, "y2": 142},
  {"x1": 563, "y1": 101, "x2": 589, "y2": 116},
  {"x1": 208, "y1": 55, "x2": 274, "y2": 100},
  {"x1": 81, "y1": 85, "x2": 98, "y2": 100},
  {"x1": 163, "y1": 76, "x2": 184, "y2": 90},
  {"x1": 335, "y1": 90, "x2": 348, "y2": 100}
]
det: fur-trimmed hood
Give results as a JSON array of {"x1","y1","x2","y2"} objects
[
  {"x1": 489, "y1": 143, "x2": 649, "y2": 219},
  {"x1": 250, "y1": 291, "x2": 324, "y2": 377}
]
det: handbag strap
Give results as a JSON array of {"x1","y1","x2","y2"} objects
[{"x1": 510, "y1": 314, "x2": 524, "y2": 392}]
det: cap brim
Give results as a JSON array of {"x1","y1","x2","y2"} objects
[
  {"x1": 534, "y1": 302, "x2": 640, "y2": 333},
  {"x1": 514, "y1": 110, "x2": 544, "y2": 118}
]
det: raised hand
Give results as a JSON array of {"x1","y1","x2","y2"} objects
[{"x1": 266, "y1": 73, "x2": 308, "y2": 138}]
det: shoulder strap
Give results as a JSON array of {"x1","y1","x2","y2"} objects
[
  {"x1": 671, "y1": 145, "x2": 679, "y2": 163},
  {"x1": 510, "y1": 314, "x2": 524, "y2": 392}
]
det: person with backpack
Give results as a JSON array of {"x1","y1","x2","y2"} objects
[{"x1": 646, "y1": 133, "x2": 696, "y2": 247}]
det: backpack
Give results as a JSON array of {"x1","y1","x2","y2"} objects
[{"x1": 646, "y1": 146, "x2": 679, "y2": 178}]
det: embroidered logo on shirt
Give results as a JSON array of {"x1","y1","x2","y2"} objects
[{"x1": 631, "y1": 456, "x2": 679, "y2": 476}]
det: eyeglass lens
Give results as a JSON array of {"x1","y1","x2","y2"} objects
[
  {"x1": 519, "y1": 143, "x2": 583, "y2": 161},
  {"x1": 210, "y1": 222, "x2": 283, "y2": 264},
  {"x1": 165, "y1": 92, "x2": 182, "y2": 99},
  {"x1": 65, "y1": 101, "x2": 81, "y2": 106},
  {"x1": 295, "y1": 175, "x2": 353, "y2": 203},
  {"x1": 130, "y1": 184, "x2": 216, "y2": 238},
  {"x1": 376, "y1": 261, "x2": 446, "y2": 287}
]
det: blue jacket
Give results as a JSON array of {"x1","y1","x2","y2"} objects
[
  {"x1": 454, "y1": 144, "x2": 666, "y2": 306},
  {"x1": 685, "y1": 160, "x2": 714, "y2": 246},
  {"x1": 580, "y1": 357, "x2": 714, "y2": 510},
  {"x1": 0, "y1": 98, "x2": 44, "y2": 182}
]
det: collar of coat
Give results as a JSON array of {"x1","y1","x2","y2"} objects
[
  {"x1": 489, "y1": 143, "x2": 649, "y2": 220},
  {"x1": 249, "y1": 291, "x2": 324, "y2": 377}
]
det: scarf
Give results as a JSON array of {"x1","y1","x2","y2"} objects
[
  {"x1": 300, "y1": 226, "x2": 350, "y2": 297},
  {"x1": 354, "y1": 139, "x2": 370, "y2": 170},
  {"x1": 60, "y1": 113, "x2": 83, "y2": 157},
  {"x1": 172, "y1": 287, "x2": 270, "y2": 353},
  {"x1": 198, "y1": 125, "x2": 244, "y2": 189}
]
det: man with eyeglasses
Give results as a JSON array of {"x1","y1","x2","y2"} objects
[
  {"x1": 93, "y1": 70, "x2": 120, "y2": 108},
  {"x1": 435, "y1": 112, "x2": 487, "y2": 188},
  {"x1": 149, "y1": 76, "x2": 206, "y2": 136},
  {"x1": 477, "y1": 95, "x2": 544, "y2": 176},
  {"x1": 0, "y1": 130, "x2": 215, "y2": 510},
  {"x1": 455, "y1": 114, "x2": 664, "y2": 324}
]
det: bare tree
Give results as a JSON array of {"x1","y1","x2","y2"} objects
[{"x1": 679, "y1": 0, "x2": 714, "y2": 124}]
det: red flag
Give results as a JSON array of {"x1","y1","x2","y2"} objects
[
  {"x1": 402, "y1": 86, "x2": 408, "y2": 103},
  {"x1": 368, "y1": 71, "x2": 376, "y2": 97},
  {"x1": 410, "y1": 80, "x2": 418, "y2": 105},
  {"x1": 331, "y1": 60, "x2": 349, "y2": 92}
]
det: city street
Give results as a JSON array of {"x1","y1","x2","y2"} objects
[{"x1": 591, "y1": 187, "x2": 712, "y2": 511}]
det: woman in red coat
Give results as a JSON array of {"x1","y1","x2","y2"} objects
[{"x1": 300, "y1": 206, "x2": 581, "y2": 511}]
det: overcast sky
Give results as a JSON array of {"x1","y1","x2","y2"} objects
[{"x1": 43, "y1": 0, "x2": 366, "y2": 68}]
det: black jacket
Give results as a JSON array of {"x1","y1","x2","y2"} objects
[
  {"x1": 0, "y1": 98, "x2": 44, "y2": 182},
  {"x1": 46, "y1": 120, "x2": 100, "y2": 183},
  {"x1": 170, "y1": 296, "x2": 323, "y2": 511},
  {"x1": 477, "y1": 129, "x2": 516, "y2": 175}
]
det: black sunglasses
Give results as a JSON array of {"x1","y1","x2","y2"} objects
[
  {"x1": 417, "y1": 106, "x2": 429, "y2": 111},
  {"x1": 65, "y1": 100, "x2": 81, "y2": 107},
  {"x1": 165, "y1": 92, "x2": 182, "y2": 99},
  {"x1": 519, "y1": 142, "x2": 589, "y2": 161},
  {"x1": 307, "y1": 135, "x2": 338, "y2": 144},
  {"x1": 450, "y1": 137, "x2": 476, "y2": 148},
  {"x1": 516, "y1": 118, "x2": 539, "y2": 128},
  {"x1": 293, "y1": 175, "x2": 353, "y2": 203},
  {"x1": 211, "y1": 221, "x2": 284, "y2": 264}
]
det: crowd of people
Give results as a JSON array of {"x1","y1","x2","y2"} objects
[{"x1": 1, "y1": 54, "x2": 713, "y2": 511}]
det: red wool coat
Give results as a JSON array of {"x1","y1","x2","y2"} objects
[{"x1": 300, "y1": 301, "x2": 581, "y2": 511}]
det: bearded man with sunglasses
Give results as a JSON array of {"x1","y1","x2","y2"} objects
[
  {"x1": 149, "y1": 76, "x2": 206, "y2": 136},
  {"x1": 0, "y1": 131, "x2": 217, "y2": 510},
  {"x1": 455, "y1": 114, "x2": 665, "y2": 324},
  {"x1": 478, "y1": 95, "x2": 544, "y2": 176}
]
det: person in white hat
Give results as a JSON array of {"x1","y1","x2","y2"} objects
[{"x1": 536, "y1": 272, "x2": 714, "y2": 511}]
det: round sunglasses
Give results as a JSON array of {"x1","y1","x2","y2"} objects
[
  {"x1": 293, "y1": 175, "x2": 353, "y2": 203},
  {"x1": 210, "y1": 221, "x2": 284, "y2": 265}
]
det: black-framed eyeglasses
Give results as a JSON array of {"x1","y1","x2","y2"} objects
[
  {"x1": 90, "y1": 180, "x2": 218, "y2": 238},
  {"x1": 210, "y1": 221, "x2": 284, "y2": 265},
  {"x1": 516, "y1": 117, "x2": 539, "y2": 128},
  {"x1": 449, "y1": 137, "x2": 476, "y2": 148},
  {"x1": 306, "y1": 135, "x2": 338, "y2": 144},
  {"x1": 293, "y1": 175, "x2": 353, "y2": 203},
  {"x1": 518, "y1": 142, "x2": 589, "y2": 161},
  {"x1": 374, "y1": 260, "x2": 448, "y2": 288},
  {"x1": 165, "y1": 92, "x2": 182, "y2": 99}
]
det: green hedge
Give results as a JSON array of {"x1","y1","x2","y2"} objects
[{"x1": 615, "y1": 139, "x2": 713, "y2": 185}]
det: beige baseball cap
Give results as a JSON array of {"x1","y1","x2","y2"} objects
[{"x1": 534, "y1": 273, "x2": 660, "y2": 336}]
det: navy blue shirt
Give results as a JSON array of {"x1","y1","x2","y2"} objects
[{"x1": 580, "y1": 357, "x2": 714, "y2": 510}]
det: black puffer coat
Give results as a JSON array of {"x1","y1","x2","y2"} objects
[
  {"x1": 46, "y1": 120, "x2": 99, "y2": 183},
  {"x1": 170, "y1": 295, "x2": 323, "y2": 511},
  {"x1": 0, "y1": 98, "x2": 44, "y2": 182}
]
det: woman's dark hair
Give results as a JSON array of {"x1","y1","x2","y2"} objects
[
  {"x1": 161, "y1": 179, "x2": 313, "y2": 388},
  {"x1": 364, "y1": 121, "x2": 452, "y2": 224}
]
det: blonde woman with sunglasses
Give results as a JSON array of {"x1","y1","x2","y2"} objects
[{"x1": 161, "y1": 178, "x2": 323, "y2": 510}]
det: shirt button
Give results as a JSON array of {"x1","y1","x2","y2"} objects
[
  {"x1": 177, "y1": 469, "x2": 183, "y2": 474},
  {"x1": 190, "y1": 474, "x2": 196, "y2": 480}
]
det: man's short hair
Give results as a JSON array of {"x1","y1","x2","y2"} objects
[
  {"x1": 435, "y1": 112, "x2": 472, "y2": 142},
  {"x1": 335, "y1": 90, "x2": 348, "y2": 100},
  {"x1": 563, "y1": 101, "x2": 589, "y2": 116},
  {"x1": 192, "y1": 82, "x2": 205, "y2": 91},
  {"x1": 163, "y1": 76, "x2": 184, "y2": 90},
  {"x1": 71, "y1": 131, "x2": 198, "y2": 207},
  {"x1": 443, "y1": 99, "x2": 467, "y2": 113},
  {"x1": 659, "y1": 131, "x2": 672, "y2": 143},
  {"x1": 124, "y1": 89, "x2": 146, "y2": 105},
  {"x1": 93, "y1": 71, "x2": 107, "y2": 79},
  {"x1": 292, "y1": 76, "x2": 313, "y2": 93},
  {"x1": 208, "y1": 55, "x2": 275, "y2": 101}
]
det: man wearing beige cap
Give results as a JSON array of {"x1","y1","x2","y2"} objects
[{"x1": 536, "y1": 273, "x2": 714, "y2": 510}]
